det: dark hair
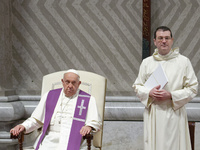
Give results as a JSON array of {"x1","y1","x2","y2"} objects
[{"x1": 154, "y1": 26, "x2": 173, "y2": 39}]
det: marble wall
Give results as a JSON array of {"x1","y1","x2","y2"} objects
[
  {"x1": 1, "y1": 0, "x2": 200, "y2": 150},
  {"x1": 0, "y1": 0, "x2": 13, "y2": 96},
  {"x1": 8, "y1": 0, "x2": 200, "y2": 96},
  {"x1": 11, "y1": 0, "x2": 143, "y2": 96},
  {"x1": 102, "y1": 121, "x2": 144, "y2": 150}
]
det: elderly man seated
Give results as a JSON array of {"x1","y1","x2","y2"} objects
[{"x1": 10, "y1": 69, "x2": 101, "y2": 150}]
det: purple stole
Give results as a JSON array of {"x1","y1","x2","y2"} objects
[{"x1": 35, "y1": 88, "x2": 91, "y2": 150}]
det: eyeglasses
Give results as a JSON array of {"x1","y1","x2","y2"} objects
[{"x1": 157, "y1": 36, "x2": 172, "y2": 42}]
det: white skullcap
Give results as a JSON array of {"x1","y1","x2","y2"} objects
[{"x1": 65, "y1": 69, "x2": 80, "y2": 77}]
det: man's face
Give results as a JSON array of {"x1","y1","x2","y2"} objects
[
  {"x1": 61, "y1": 72, "x2": 81, "y2": 97},
  {"x1": 154, "y1": 30, "x2": 173, "y2": 55}
]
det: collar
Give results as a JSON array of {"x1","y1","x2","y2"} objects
[
  {"x1": 61, "y1": 89, "x2": 80, "y2": 99},
  {"x1": 153, "y1": 47, "x2": 180, "y2": 61}
]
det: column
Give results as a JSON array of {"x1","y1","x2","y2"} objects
[{"x1": 142, "y1": 0, "x2": 151, "y2": 59}]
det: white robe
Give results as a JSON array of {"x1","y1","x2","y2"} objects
[
  {"x1": 22, "y1": 89, "x2": 101, "y2": 150},
  {"x1": 133, "y1": 48, "x2": 198, "y2": 150}
]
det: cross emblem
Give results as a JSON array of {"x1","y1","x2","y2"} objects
[{"x1": 77, "y1": 100, "x2": 86, "y2": 116}]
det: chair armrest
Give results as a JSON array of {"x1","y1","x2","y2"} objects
[
  {"x1": 83, "y1": 132, "x2": 93, "y2": 150},
  {"x1": 10, "y1": 132, "x2": 24, "y2": 150}
]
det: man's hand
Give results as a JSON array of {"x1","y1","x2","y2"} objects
[
  {"x1": 80, "y1": 126, "x2": 92, "y2": 136},
  {"x1": 149, "y1": 85, "x2": 172, "y2": 101},
  {"x1": 10, "y1": 125, "x2": 25, "y2": 136}
]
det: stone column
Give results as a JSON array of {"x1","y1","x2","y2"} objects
[{"x1": 0, "y1": 0, "x2": 14, "y2": 96}]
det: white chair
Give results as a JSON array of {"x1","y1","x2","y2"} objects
[
  {"x1": 41, "y1": 70, "x2": 107, "y2": 149},
  {"x1": 11, "y1": 70, "x2": 107, "y2": 150}
]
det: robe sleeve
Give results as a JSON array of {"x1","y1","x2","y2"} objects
[
  {"x1": 21, "y1": 118, "x2": 43, "y2": 134},
  {"x1": 21, "y1": 92, "x2": 48, "y2": 133},
  {"x1": 171, "y1": 58, "x2": 198, "y2": 110},
  {"x1": 85, "y1": 96, "x2": 102, "y2": 132},
  {"x1": 132, "y1": 60, "x2": 154, "y2": 108}
]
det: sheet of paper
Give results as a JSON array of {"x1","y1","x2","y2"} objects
[{"x1": 144, "y1": 63, "x2": 168, "y2": 90}]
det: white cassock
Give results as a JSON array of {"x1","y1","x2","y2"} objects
[
  {"x1": 133, "y1": 48, "x2": 198, "y2": 150},
  {"x1": 22, "y1": 89, "x2": 101, "y2": 150}
]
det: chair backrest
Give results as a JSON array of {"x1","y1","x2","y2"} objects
[{"x1": 41, "y1": 70, "x2": 107, "y2": 149}]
